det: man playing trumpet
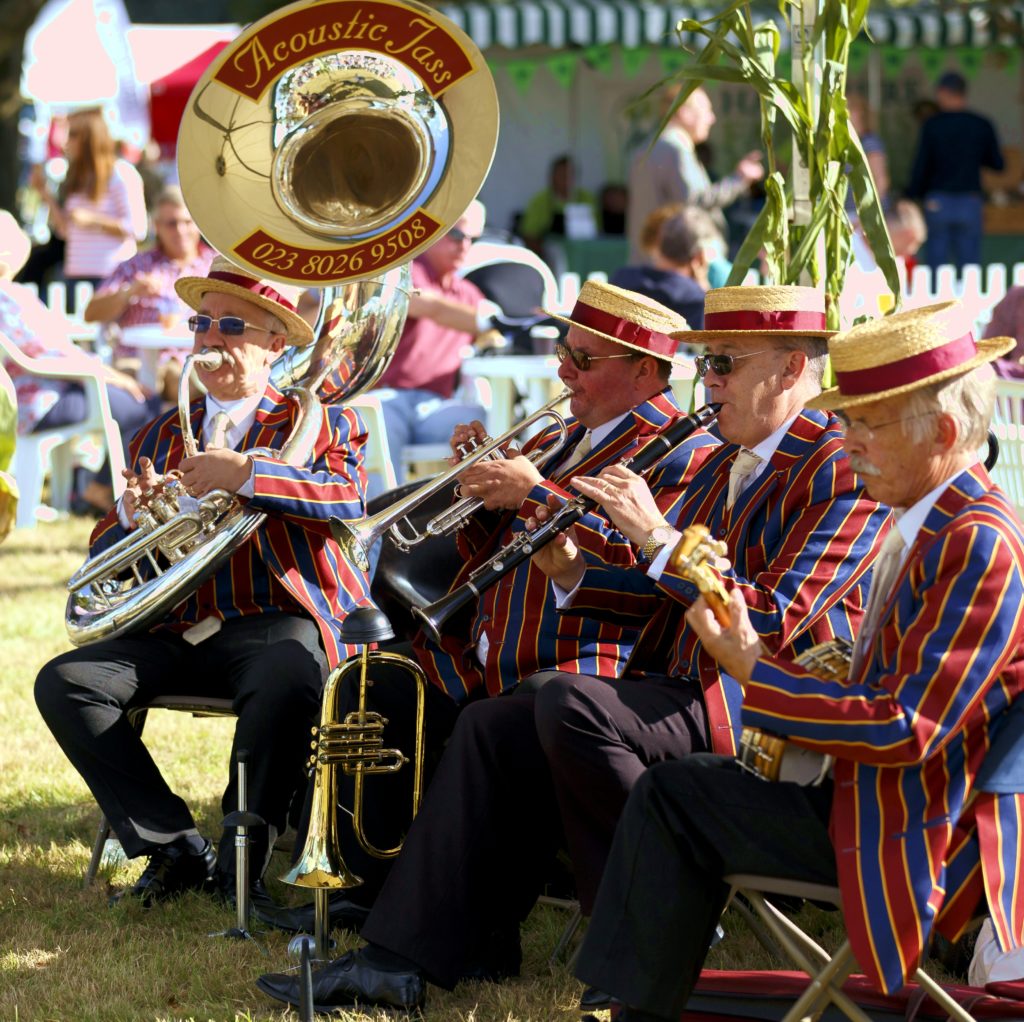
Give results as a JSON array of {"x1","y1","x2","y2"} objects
[
  {"x1": 576, "y1": 301, "x2": 1024, "y2": 1021},
  {"x1": 35, "y1": 256, "x2": 374, "y2": 907}
]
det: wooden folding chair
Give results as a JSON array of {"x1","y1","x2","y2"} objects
[{"x1": 725, "y1": 874, "x2": 978, "y2": 1022}]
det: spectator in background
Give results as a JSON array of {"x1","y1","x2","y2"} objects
[
  {"x1": 29, "y1": 107, "x2": 147, "y2": 297},
  {"x1": 0, "y1": 211, "x2": 160, "y2": 513},
  {"x1": 846, "y1": 94, "x2": 889, "y2": 212},
  {"x1": 626, "y1": 87, "x2": 763, "y2": 262},
  {"x1": 983, "y1": 286, "x2": 1024, "y2": 381},
  {"x1": 84, "y1": 186, "x2": 213, "y2": 379},
  {"x1": 368, "y1": 199, "x2": 502, "y2": 487},
  {"x1": 519, "y1": 155, "x2": 597, "y2": 252},
  {"x1": 598, "y1": 183, "x2": 628, "y2": 235},
  {"x1": 907, "y1": 71, "x2": 1003, "y2": 271},
  {"x1": 611, "y1": 206, "x2": 710, "y2": 328}
]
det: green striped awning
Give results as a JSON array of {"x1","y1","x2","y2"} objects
[{"x1": 435, "y1": 1, "x2": 1024, "y2": 52}]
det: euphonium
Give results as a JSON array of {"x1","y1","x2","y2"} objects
[
  {"x1": 64, "y1": 0, "x2": 499, "y2": 645},
  {"x1": 332, "y1": 389, "x2": 572, "y2": 572}
]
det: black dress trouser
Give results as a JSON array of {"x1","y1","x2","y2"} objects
[
  {"x1": 34, "y1": 614, "x2": 327, "y2": 876},
  {"x1": 575, "y1": 754, "x2": 837, "y2": 1020}
]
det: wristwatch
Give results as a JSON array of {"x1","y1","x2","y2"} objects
[{"x1": 640, "y1": 525, "x2": 677, "y2": 563}]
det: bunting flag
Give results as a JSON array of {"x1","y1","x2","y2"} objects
[
  {"x1": 847, "y1": 43, "x2": 869, "y2": 75},
  {"x1": 882, "y1": 46, "x2": 906, "y2": 74},
  {"x1": 957, "y1": 47, "x2": 984, "y2": 78},
  {"x1": 621, "y1": 46, "x2": 650, "y2": 77},
  {"x1": 1000, "y1": 47, "x2": 1021, "y2": 73},
  {"x1": 546, "y1": 52, "x2": 580, "y2": 88},
  {"x1": 658, "y1": 48, "x2": 688, "y2": 76},
  {"x1": 506, "y1": 59, "x2": 538, "y2": 95},
  {"x1": 584, "y1": 44, "x2": 613, "y2": 74},
  {"x1": 919, "y1": 49, "x2": 944, "y2": 77}
]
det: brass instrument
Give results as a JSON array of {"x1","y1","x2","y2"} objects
[
  {"x1": 332, "y1": 390, "x2": 571, "y2": 572},
  {"x1": 64, "y1": 0, "x2": 499, "y2": 646},
  {"x1": 667, "y1": 526, "x2": 846, "y2": 786},
  {"x1": 414, "y1": 403, "x2": 722, "y2": 643}
]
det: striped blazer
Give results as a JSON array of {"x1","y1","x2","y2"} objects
[
  {"x1": 413, "y1": 389, "x2": 719, "y2": 701},
  {"x1": 90, "y1": 382, "x2": 373, "y2": 668},
  {"x1": 743, "y1": 465, "x2": 1024, "y2": 993},
  {"x1": 568, "y1": 409, "x2": 889, "y2": 755}
]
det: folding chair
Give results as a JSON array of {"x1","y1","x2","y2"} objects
[
  {"x1": 83, "y1": 695, "x2": 237, "y2": 887},
  {"x1": 724, "y1": 874, "x2": 978, "y2": 1022}
]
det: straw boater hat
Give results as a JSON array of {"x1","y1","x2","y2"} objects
[
  {"x1": 674, "y1": 284, "x2": 836, "y2": 342},
  {"x1": 807, "y1": 300, "x2": 1014, "y2": 411},
  {"x1": 175, "y1": 255, "x2": 315, "y2": 346},
  {"x1": 545, "y1": 280, "x2": 690, "y2": 366}
]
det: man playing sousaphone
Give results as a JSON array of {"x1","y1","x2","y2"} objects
[
  {"x1": 575, "y1": 301, "x2": 1024, "y2": 1021},
  {"x1": 35, "y1": 256, "x2": 375, "y2": 907}
]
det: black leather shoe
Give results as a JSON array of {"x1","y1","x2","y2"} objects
[
  {"x1": 109, "y1": 840, "x2": 216, "y2": 907},
  {"x1": 252, "y1": 892, "x2": 371, "y2": 934},
  {"x1": 257, "y1": 948, "x2": 425, "y2": 1011},
  {"x1": 579, "y1": 985, "x2": 613, "y2": 1010}
]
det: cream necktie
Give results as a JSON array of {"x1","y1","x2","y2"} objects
[
  {"x1": 851, "y1": 525, "x2": 906, "y2": 676},
  {"x1": 561, "y1": 430, "x2": 593, "y2": 473},
  {"x1": 726, "y1": 449, "x2": 763, "y2": 508},
  {"x1": 206, "y1": 410, "x2": 232, "y2": 451}
]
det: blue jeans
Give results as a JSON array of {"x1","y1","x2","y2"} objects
[{"x1": 922, "y1": 192, "x2": 983, "y2": 271}]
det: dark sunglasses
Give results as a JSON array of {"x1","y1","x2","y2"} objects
[
  {"x1": 447, "y1": 227, "x2": 482, "y2": 244},
  {"x1": 188, "y1": 314, "x2": 275, "y2": 336},
  {"x1": 694, "y1": 348, "x2": 771, "y2": 378},
  {"x1": 555, "y1": 341, "x2": 634, "y2": 372}
]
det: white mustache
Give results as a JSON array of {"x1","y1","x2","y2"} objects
[{"x1": 847, "y1": 454, "x2": 882, "y2": 477}]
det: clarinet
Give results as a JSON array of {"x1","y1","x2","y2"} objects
[{"x1": 412, "y1": 403, "x2": 721, "y2": 644}]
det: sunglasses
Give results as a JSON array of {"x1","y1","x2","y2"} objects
[
  {"x1": 188, "y1": 314, "x2": 275, "y2": 337},
  {"x1": 447, "y1": 227, "x2": 482, "y2": 244},
  {"x1": 555, "y1": 341, "x2": 634, "y2": 372},
  {"x1": 694, "y1": 348, "x2": 772, "y2": 378}
]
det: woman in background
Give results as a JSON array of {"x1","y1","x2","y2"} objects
[{"x1": 30, "y1": 108, "x2": 147, "y2": 293}]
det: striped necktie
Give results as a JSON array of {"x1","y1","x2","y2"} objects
[
  {"x1": 206, "y1": 410, "x2": 232, "y2": 451},
  {"x1": 726, "y1": 449, "x2": 763, "y2": 508},
  {"x1": 560, "y1": 430, "x2": 592, "y2": 473},
  {"x1": 851, "y1": 525, "x2": 906, "y2": 676}
]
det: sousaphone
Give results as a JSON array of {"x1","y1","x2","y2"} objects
[{"x1": 64, "y1": 0, "x2": 499, "y2": 645}]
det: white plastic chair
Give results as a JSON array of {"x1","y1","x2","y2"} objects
[
  {"x1": 347, "y1": 392, "x2": 398, "y2": 492},
  {"x1": 991, "y1": 378, "x2": 1024, "y2": 521},
  {"x1": 0, "y1": 329, "x2": 125, "y2": 527}
]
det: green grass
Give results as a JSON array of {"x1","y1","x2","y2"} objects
[{"x1": 0, "y1": 518, "x2": 849, "y2": 1022}]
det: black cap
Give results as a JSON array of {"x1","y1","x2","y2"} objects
[{"x1": 937, "y1": 70, "x2": 967, "y2": 94}]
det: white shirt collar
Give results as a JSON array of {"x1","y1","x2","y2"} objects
[
  {"x1": 585, "y1": 410, "x2": 631, "y2": 451},
  {"x1": 890, "y1": 465, "x2": 971, "y2": 560},
  {"x1": 735, "y1": 412, "x2": 800, "y2": 487},
  {"x1": 203, "y1": 392, "x2": 264, "y2": 448}
]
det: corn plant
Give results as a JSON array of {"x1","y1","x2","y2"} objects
[{"x1": 666, "y1": 0, "x2": 899, "y2": 329}]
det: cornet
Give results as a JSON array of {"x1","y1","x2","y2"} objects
[{"x1": 332, "y1": 389, "x2": 572, "y2": 572}]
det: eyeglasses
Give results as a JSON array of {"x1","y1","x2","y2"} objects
[
  {"x1": 554, "y1": 341, "x2": 635, "y2": 372},
  {"x1": 188, "y1": 314, "x2": 275, "y2": 337},
  {"x1": 156, "y1": 217, "x2": 194, "y2": 229},
  {"x1": 694, "y1": 349, "x2": 772, "y2": 378},
  {"x1": 835, "y1": 410, "x2": 937, "y2": 442},
  {"x1": 447, "y1": 227, "x2": 482, "y2": 244}
]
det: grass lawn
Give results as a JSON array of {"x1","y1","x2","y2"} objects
[{"x1": 1, "y1": 517, "x2": 848, "y2": 1022}]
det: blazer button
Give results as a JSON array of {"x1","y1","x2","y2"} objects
[
  {"x1": 480, "y1": 614, "x2": 491, "y2": 623},
  {"x1": 718, "y1": 527, "x2": 727, "y2": 538}
]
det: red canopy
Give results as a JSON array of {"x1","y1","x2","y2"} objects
[{"x1": 149, "y1": 41, "x2": 230, "y2": 154}]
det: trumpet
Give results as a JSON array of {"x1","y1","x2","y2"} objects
[
  {"x1": 332, "y1": 389, "x2": 572, "y2": 572},
  {"x1": 413, "y1": 402, "x2": 722, "y2": 644}
]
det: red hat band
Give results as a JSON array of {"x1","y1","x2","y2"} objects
[
  {"x1": 834, "y1": 332, "x2": 979, "y2": 396},
  {"x1": 571, "y1": 300, "x2": 677, "y2": 358},
  {"x1": 206, "y1": 270, "x2": 298, "y2": 314},
  {"x1": 702, "y1": 308, "x2": 828, "y2": 331}
]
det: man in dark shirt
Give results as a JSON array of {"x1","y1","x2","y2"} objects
[
  {"x1": 611, "y1": 206, "x2": 709, "y2": 328},
  {"x1": 907, "y1": 71, "x2": 1003, "y2": 271}
]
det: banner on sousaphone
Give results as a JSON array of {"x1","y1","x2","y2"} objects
[{"x1": 177, "y1": 0, "x2": 499, "y2": 287}]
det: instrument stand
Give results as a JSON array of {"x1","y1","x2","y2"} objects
[{"x1": 208, "y1": 750, "x2": 267, "y2": 951}]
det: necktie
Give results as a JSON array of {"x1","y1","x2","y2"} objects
[
  {"x1": 206, "y1": 410, "x2": 232, "y2": 451},
  {"x1": 560, "y1": 430, "x2": 592, "y2": 473},
  {"x1": 726, "y1": 449, "x2": 763, "y2": 508},
  {"x1": 851, "y1": 525, "x2": 906, "y2": 676}
]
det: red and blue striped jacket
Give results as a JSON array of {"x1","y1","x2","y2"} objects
[
  {"x1": 89, "y1": 382, "x2": 373, "y2": 668},
  {"x1": 413, "y1": 389, "x2": 719, "y2": 701},
  {"x1": 743, "y1": 464, "x2": 1024, "y2": 993},
  {"x1": 567, "y1": 409, "x2": 889, "y2": 755}
]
